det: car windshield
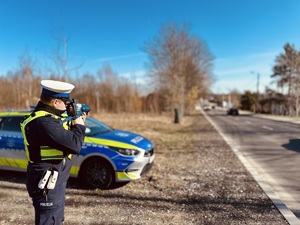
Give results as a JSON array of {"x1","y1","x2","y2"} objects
[
  {"x1": 0, "y1": 115, "x2": 113, "y2": 137},
  {"x1": 84, "y1": 117, "x2": 113, "y2": 137}
]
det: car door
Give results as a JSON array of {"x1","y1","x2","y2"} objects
[{"x1": 0, "y1": 116, "x2": 27, "y2": 170}]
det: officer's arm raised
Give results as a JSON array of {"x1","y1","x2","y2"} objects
[{"x1": 39, "y1": 117, "x2": 86, "y2": 154}]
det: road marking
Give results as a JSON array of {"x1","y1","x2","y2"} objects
[
  {"x1": 262, "y1": 125, "x2": 274, "y2": 131},
  {"x1": 202, "y1": 109, "x2": 300, "y2": 225}
]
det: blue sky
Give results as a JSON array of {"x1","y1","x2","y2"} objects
[{"x1": 1, "y1": 0, "x2": 300, "y2": 94}]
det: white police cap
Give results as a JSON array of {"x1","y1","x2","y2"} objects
[{"x1": 40, "y1": 80, "x2": 75, "y2": 98}]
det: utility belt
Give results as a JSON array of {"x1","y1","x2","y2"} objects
[
  {"x1": 28, "y1": 153, "x2": 73, "y2": 164},
  {"x1": 29, "y1": 155, "x2": 71, "y2": 165},
  {"x1": 32, "y1": 155, "x2": 72, "y2": 193}
]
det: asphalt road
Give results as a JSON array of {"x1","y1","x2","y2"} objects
[{"x1": 205, "y1": 108, "x2": 300, "y2": 221}]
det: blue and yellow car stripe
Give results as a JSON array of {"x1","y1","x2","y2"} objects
[
  {"x1": 0, "y1": 111, "x2": 30, "y2": 117},
  {"x1": 84, "y1": 137, "x2": 139, "y2": 150},
  {"x1": 0, "y1": 156, "x2": 80, "y2": 175}
]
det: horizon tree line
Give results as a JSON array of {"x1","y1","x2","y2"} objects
[{"x1": 0, "y1": 21, "x2": 214, "y2": 120}]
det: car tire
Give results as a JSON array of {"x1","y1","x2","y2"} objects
[{"x1": 79, "y1": 157, "x2": 114, "y2": 190}]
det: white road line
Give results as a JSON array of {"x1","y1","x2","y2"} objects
[
  {"x1": 262, "y1": 125, "x2": 274, "y2": 131},
  {"x1": 202, "y1": 109, "x2": 300, "y2": 225}
]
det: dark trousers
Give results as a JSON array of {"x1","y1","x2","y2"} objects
[
  {"x1": 31, "y1": 182, "x2": 67, "y2": 225},
  {"x1": 26, "y1": 160, "x2": 72, "y2": 225}
]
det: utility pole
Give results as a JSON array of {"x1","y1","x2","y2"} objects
[
  {"x1": 256, "y1": 72, "x2": 260, "y2": 97},
  {"x1": 251, "y1": 71, "x2": 260, "y2": 96},
  {"x1": 251, "y1": 71, "x2": 260, "y2": 113}
]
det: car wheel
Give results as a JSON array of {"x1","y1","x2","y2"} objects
[{"x1": 79, "y1": 158, "x2": 114, "y2": 190}]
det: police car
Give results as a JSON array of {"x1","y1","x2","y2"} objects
[{"x1": 0, "y1": 111, "x2": 155, "y2": 190}]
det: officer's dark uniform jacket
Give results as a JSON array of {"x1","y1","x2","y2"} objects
[{"x1": 20, "y1": 101, "x2": 85, "y2": 222}]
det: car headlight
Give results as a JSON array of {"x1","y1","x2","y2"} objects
[{"x1": 110, "y1": 146, "x2": 140, "y2": 156}]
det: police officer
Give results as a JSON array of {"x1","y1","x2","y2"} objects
[{"x1": 20, "y1": 80, "x2": 86, "y2": 225}]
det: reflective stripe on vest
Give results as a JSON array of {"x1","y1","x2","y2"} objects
[
  {"x1": 40, "y1": 146, "x2": 64, "y2": 160},
  {"x1": 20, "y1": 110, "x2": 71, "y2": 162}
]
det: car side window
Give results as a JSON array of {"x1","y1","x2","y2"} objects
[{"x1": 0, "y1": 117, "x2": 23, "y2": 132}]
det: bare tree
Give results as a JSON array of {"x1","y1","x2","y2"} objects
[
  {"x1": 271, "y1": 43, "x2": 300, "y2": 116},
  {"x1": 52, "y1": 30, "x2": 83, "y2": 82},
  {"x1": 143, "y1": 21, "x2": 214, "y2": 121},
  {"x1": 0, "y1": 50, "x2": 41, "y2": 109},
  {"x1": 0, "y1": 75, "x2": 14, "y2": 109},
  {"x1": 18, "y1": 50, "x2": 36, "y2": 108},
  {"x1": 97, "y1": 64, "x2": 118, "y2": 112}
]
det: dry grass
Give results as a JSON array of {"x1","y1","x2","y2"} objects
[{"x1": 0, "y1": 111, "x2": 288, "y2": 225}]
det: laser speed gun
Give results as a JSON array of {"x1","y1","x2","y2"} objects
[{"x1": 66, "y1": 99, "x2": 91, "y2": 119}]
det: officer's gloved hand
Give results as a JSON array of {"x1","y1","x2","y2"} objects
[{"x1": 73, "y1": 112, "x2": 86, "y2": 126}]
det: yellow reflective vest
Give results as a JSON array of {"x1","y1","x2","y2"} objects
[{"x1": 20, "y1": 110, "x2": 71, "y2": 163}]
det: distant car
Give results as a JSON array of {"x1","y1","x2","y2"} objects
[
  {"x1": 227, "y1": 108, "x2": 239, "y2": 115},
  {"x1": 0, "y1": 111, "x2": 155, "y2": 190}
]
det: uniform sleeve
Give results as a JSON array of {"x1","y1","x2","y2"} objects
[{"x1": 36, "y1": 116, "x2": 86, "y2": 154}]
